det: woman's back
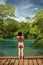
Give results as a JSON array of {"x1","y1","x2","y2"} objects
[{"x1": 18, "y1": 36, "x2": 24, "y2": 42}]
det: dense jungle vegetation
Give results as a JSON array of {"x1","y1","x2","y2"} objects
[{"x1": 0, "y1": 4, "x2": 43, "y2": 47}]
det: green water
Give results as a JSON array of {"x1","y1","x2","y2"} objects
[{"x1": 0, "y1": 39, "x2": 43, "y2": 56}]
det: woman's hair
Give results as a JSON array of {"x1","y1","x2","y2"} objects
[{"x1": 18, "y1": 32, "x2": 22, "y2": 36}]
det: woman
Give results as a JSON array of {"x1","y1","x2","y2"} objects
[{"x1": 17, "y1": 32, "x2": 24, "y2": 60}]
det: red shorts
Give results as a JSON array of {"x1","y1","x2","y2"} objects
[{"x1": 18, "y1": 42, "x2": 24, "y2": 48}]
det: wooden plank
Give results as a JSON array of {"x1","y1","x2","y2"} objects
[
  {"x1": 0, "y1": 56, "x2": 18, "y2": 59},
  {"x1": 0, "y1": 59, "x2": 3, "y2": 63},
  {"x1": 0, "y1": 56, "x2": 43, "y2": 65},
  {"x1": 33, "y1": 59, "x2": 38, "y2": 65},
  {"x1": 0, "y1": 63, "x2": 3, "y2": 65},
  {"x1": 9, "y1": 58, "x2": 15, "y2": 65},
  {"x1": 19, "y1": 59, "x2": 24, "y2": 65},
  {"x1": 29, "y1": 59, "x2": 33, "y2": 65},
  {"x1": 0, "y1": 59, "x2": 3, "y2": 65},
  {"x1": 14, "y1": 59, "x2": 19, "y2": 65},
  {"x1": 4, "y1": 59, "x2": 11, "y2": 65},
  {"x1": 37, "y1": 59, "x2": 43, "y2": 65},
  {"x1": 0, "y1": 59, "x2": 6, "y2": 65},
  {"x1": 0, "y1": 56, "x2": 43, "y2": 59},
  {"x1": 24, "y1": 59, "x2": 28, "y2": 65},
  {"x1": 42, "y1": 59, "x2": 43, "y2": 63},
  {"x1": 2, "y1": 59, "x2": 7, "y2": 64},
  {"x1": 25, "y1": 56, "x2": 43, "y2": 59}
]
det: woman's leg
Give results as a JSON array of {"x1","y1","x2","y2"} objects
[
  {"x1": 21, "y1": 48, "x2": 24, "y2": 59},
  {"x1": 18, "y1": 48, "x2": 20, "y2": 60}
]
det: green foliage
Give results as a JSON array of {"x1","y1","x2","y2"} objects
[
  {"x1": 33, "y1": 39, "x2": 43, "y2": 47},
  {"x1": 26, "y1": 16, "x2": 31, "y2": 19},
  {"x1": 30, "y1": 26, "x2": 40, "y2": 34},
  {"x1": 4, "y1": 19, "x2": 19, "y2": 38},
  {"x1": 0, "y1": 4, "x2": 15, "y2": 41},
  {"x1": 38, "y1": 33, "x2": 43, "y2": 39},
  {"x1": 0, "y1": 4, "x2": 15, "y2": 18},
  {"x1": 19, "y1": 22, "x2": 30, "y2": 38},
  {"x1": 26, "y1": 16, "x2": 31, "y2": 22},
  {"x1": 0, "y1": 37, "x2": 4, "y2": 42},
  {"x1": 32, "y1": 9, "x2": 43, "y2": 47},
  {"x1": 35, "y1": 9, "x2": 43, "y2": 19}
]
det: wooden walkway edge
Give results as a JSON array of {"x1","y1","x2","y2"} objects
[{"x1": 0, "y1": 56, "x2": 43, "y2": 65}]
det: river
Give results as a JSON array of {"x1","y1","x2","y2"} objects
[{"x1": 0, "y1": 38, "x2": 43, "y2": 56}]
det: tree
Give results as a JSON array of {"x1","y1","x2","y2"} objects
[
  {"x1": 4, "y1": 18, "x2": 19, "y2": 38},
  {"x1": 32, "y1": 9, "x2": 43, "y2": 47},
  {"x1": 29, "y1": 25, "x2": 40, "y2": 38},
  {"x1": 0, "y1": 4, "x2": 15, "y2": 41},
  {"x1": 35, "y1": 9, "x2": 43, "y2": 32},
  {"x1": 26, "y1": 16, "x2": 31, "y2": 22},
  {"x1": 0, "y1": 19, "x2": 4, "y2": 41},
  {"x1": 19, "y1": 22, "x2": 30, "y2": 38},
  {"x1": 0, "y1": 4, "x2": 15, "y2": 22}
]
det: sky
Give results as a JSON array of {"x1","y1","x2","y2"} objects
[{"x1": 0, "y1": 0, "x2": 43, "y2": 21}]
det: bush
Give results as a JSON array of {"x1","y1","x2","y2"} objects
[
  {"x1": 0, "y1": 37, "x2": 4, "y2": 42},
  {"x1": 33, "y1": 39, "x2": 43, "y2": 47}
]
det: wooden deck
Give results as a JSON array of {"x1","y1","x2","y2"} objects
[{"x1": 0, "y1": 56, "x2": 43, "y2": 65}]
